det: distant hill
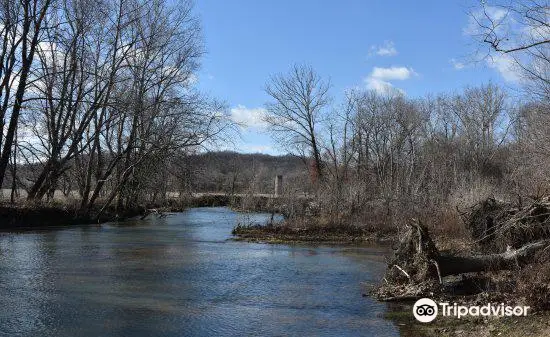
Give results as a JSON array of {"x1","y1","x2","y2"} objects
[{"x1": 176, "y1": 151, "x2": 309, "y2": 194}]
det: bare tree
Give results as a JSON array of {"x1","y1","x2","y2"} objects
[
  {"x1": 449, "y1": 83, "x2": 511, "y2": 173},
  {"x1": 264, "y1": 64, "x2": 330, "y2": 182},
  {"x1": 73, "y1": 0, "x2": 232, "y2": 215},
  {"x1": 469, "y1": 1, "x2": 549, "y2": 99},
  {"x1": 21, "y1": 0, "x2": 138, "y2": 201}
]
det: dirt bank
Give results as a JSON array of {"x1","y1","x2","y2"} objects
[{"x1": 0, "y1": 203, "x2": 147, "y2": 229}]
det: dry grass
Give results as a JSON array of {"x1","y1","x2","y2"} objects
[
  {"x1": 232, "y1": 213, "x2": 397, "y2": 243},
  {"x1": 517, "y1": 261, "x2": 550, "y2": 310}
]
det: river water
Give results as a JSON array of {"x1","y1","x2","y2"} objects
[{"x1": 0, "y1": 207, "x2": 401, "y2": 336}]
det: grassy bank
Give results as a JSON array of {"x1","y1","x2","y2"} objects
[{"x1": 232, "y1": 216, "x2": 396, "y2": 244}]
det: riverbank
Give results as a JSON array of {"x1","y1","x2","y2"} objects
[
  {"x1": 0, "y1": 193, "x2": 279, "y2": 230},
  {"x1": 0, "y1": 198, "x2": 187, "y2": 229},
  {"x1": 0, "y1": 203, "x2": 149, "y2": 229},
  {"x1": 186, "y1": 194, "x2": 279, "y2": 212},
  {"x1": 233, "y1": 198, "x2": 550, "y2": 336}
]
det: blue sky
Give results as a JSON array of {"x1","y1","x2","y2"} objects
[{"x1": 193, "y1": 0, "x2": 520, "y2": 154}]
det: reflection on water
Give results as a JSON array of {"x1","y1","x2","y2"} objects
[{"x1": 0, "y1": 207, "x2": 399, "y2": 336}]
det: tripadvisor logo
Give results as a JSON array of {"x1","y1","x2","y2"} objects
[
  {"x1": 412, "y1": 298, "x2": 530, "y2": 323},
  {"x1": 413, "y1": 298, "x2": 438, "y2": 323}
]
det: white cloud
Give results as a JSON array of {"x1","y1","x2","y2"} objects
[
  {"x1": 370, "y1": 66, "x2": 416, "y2": 80},
  {"x1": 229, "y1": 105, "x2": 268, "y2": 129},
  {"x1": 370, "y1": 41, "x2": 398, "y2": 57},
  {"x1": 450, "y1": 58, "x2": 466, "y2": 70},
  {"x1": 365, "y1": 78, "x2": 395, "y2": 93},
  {"x1": 364, "y1": 66, "x2": 417, "y2": 94},
  {"x1": 486, "y1": 54, "x2": 522, "y2": 82}
]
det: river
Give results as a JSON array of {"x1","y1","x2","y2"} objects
[{"x1": 0, "y1": 207, "x2": 401, "y2": 336}]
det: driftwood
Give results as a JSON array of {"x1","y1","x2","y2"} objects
[{"x1": 437, "y1": 239, "x2": 550, "y2": 276}]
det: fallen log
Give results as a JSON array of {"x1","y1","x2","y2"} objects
[
  {"x1": 437, "y1": 239, "x2": 550, "y2": 276},
  {"x1": 372, "y1": 220, "x2": 550, "y2": 301}
]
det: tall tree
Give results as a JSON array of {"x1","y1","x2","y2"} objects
[{"x1": 264, "y1": 64, "x2": 330, "y2": 182}]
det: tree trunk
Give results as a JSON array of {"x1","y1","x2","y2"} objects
[
  {"x1": 436, "y1": 239, "x2": 550, "y2": 277},
  {"x1": 0, "y1": 0, "x2": 51, "y2": 188}
]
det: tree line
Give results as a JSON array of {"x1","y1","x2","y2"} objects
[
  {"x1": 263, "y1": 70, "x2": 516, "y2": 225},
  {"x1": 263, "y1": 0, "x2": 548, "y2": 228},
  {"x1": 266, "y1": 70, "x2": 548, "y2": 229}
]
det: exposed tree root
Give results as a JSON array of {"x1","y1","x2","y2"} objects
[{"x1": 372, "y1": 216, "x2": 550, "y2": 301}]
